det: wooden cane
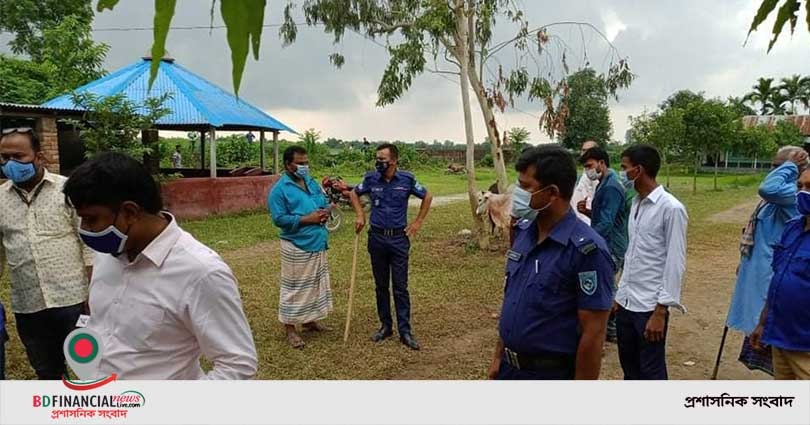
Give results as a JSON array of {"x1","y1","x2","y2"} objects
[
  {"x1": 710, "y1": 325, "x2": 729, "y2": 380},
  {"x1": 343, "y1": 232, "x2": 361, "y2": 342}
]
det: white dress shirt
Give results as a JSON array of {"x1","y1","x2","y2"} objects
[
  {"x1": 616, "y1": 185, "x2": 688, "y2": 313},
  {"x1": 0, "y1": 170, "x2": 92, "y2": 314},
  {"x1": 570, "y1": 173, "x2": 597, "y2": 225},
  {"x1": 87, "y1": 214, "x2": 257, "y2": 380}
]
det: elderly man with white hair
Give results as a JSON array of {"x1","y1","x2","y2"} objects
[
  {"x1": 723, "y1": 145, "x2": 808, "y2": 376},
  {"x1": 571, "y1": 140, "x2": 599, "y2": 224}
]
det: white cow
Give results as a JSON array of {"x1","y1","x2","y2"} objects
[{"x1": 476, "y1": 189, "x2": 514, "y2": 245}]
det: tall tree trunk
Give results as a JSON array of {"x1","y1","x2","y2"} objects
[
  {"x1": 468, "y1": 64, "x2": 508, "y2": 194},
  {"x1": 664, "y1": 152, "x2": 671, "y2": 188},
  {"x1": 454, "y1": 1, "x2": 489, "y2": 250},
  {"x1": 714, "y1": 154, "x2": 719, "y2": 191}
]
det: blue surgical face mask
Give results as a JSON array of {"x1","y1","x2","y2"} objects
[
  {"x1": 798, "y1": 191, "x2": 810, "y2": 216},
  {"x1": 375, "y1": 160, "x2": 389, "y2": 174},
  {"x1": 511, "y1": 184, "x2": 552, "y2": 221},
  {"x1": 78, "y1": 213, "x2": 129, "y2": 256},
  {"x1": 294, "y1": 164, "x2": 310, "y2": 179},
  {"x1": 619, "y1": 167, "x2": 639, "y2": 190},
  {"x1": 1, "y1": 159, "x2": 37, "y2": 185}
]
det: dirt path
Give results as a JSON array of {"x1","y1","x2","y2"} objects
[
  {"x1": 708, "y1": 197, "x2": 760, "y2": 224},
  {"x1": 410, "y1": 193, "x2": 468, "y2": 207}
]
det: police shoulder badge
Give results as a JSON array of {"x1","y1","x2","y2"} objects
[
  {"x1": 414, "y1": 182, "x2": 424, "y2": 192},
  {"x1": 578, "y1": 271, "x2": 597, "y2": 296}
]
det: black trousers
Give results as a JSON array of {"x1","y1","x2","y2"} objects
[
  {"x1": 495, "y1": 354, "x2": 576, "y2": 380},
  {"x1": 368, "y1": 233, "x2": 412, "y2": 335},
  {"x1": 616, "y1": 307, "x2": 669, "y2": 380},
  {"x1": 15, "y1": 303, "x2": 83, "y2": 380}
]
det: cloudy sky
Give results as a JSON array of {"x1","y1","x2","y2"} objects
[{"x1": 6, "y1": 1, "x2": 810, "y2": 144}]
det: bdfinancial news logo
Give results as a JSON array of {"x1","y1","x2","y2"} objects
[{"x1": 29, "y1": 328, "x2": 146, "y2": 421}]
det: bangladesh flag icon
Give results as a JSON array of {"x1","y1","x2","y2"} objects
[{"x1": 63, "y1": 328, "x2": 103, "y2": 380}]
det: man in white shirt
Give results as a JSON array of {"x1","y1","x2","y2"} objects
[
  {"x1": 0, "y1": 127, "x2": 92, "y2": 380},
  {"x1": 614, "y1": 144, "x2": 687, "y2": 380},
  {"x1": 571, "y1": 140, "x2": 599, "y2": 224},
  {"x1": 63, "y1": 152, "x2": 257, "y2": 380}
]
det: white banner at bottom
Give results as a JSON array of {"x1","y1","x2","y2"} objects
[{"x1": 0, "y1": 380, "x2": 808, "y2": 425}]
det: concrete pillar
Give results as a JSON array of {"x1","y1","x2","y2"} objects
[
  {"x1": 200, "y1": 131, "x2": 206, "y2": 170},
  {"x1": 36, "y1": 117, "x2": 60, "y2": 175},
  {"x1": 260, "y1": 130, "x2": 266, "y2": 171},
  {"x1": 273, "y1": 131, "x2": 279, "y2": 173},
  {"x1": 210, "y1": 128, "x2": 217, "y2": 178}
]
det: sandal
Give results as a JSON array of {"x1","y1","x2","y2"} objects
[{"x1": 286, "y1": 331, "x2": 305, "y2": 349}]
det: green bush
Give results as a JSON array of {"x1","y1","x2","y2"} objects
[{"x1": 479, "y1": 153, "x2": 494, "y2": 167}]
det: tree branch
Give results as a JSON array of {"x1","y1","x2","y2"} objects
[{"x1": 485, "y1": 21, "x2": 621, "y2": 62}]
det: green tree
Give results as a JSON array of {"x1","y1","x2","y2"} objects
[
  {"x1": 0, "y1": 4, "x2": 107, "y2": 104},
  {"x1": 39, "y1": 16, "x2": 109, "y2": 97},
  {"x1": 506, "y1": 127, "x2": 530, "y2": 157},
  {"x1": 560, "y1": 68, "x2": 612, "y2": 150},
  {"x1": 0, "y1": 55, "x2": 56, "y2": 104},
  {"x1": 745, "y1": 77, "x2": 779, "y2": 115},
  {"x1": 727, "y1": 96, "x2": 757, "y2": 117},
  {"x1": 772, "y1": 120, "x2": 805, "y2": 146},
  {"x1": 660, "y1": 90, "x2": 705, "y2": 111},
  {"x1": 650, "y1": 107, "x2": 686, "y2": 188},
  {"x1": 779, "y1": 74, "x2": 809, "y2": 114},
  {"x1": 770, "y1": 91, "x2": 792, "y2": 115},
  {"x1": 68, "y1": 92, "x2": 171, "y2": 165},
  {"x1": 0, "y1": 0, "x2": 94, "y2": 61},
  {"x1": 682, "y1": 99, "x2": 739, "y2": 192},
  {"x1": 735, "y1": 125, "x2": 778, "y2": 177}
]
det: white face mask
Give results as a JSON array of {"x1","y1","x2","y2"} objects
[
  {"x1": 511, "y1": 184, "x2": 552, "y2": 221},
  {"x1": 585, "y1": 168, "x2": 601, "y2": 181}
]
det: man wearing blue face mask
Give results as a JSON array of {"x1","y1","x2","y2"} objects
[
  {"x1": 489, "y1": 145, "x2": 615, "y2": 380},
  {"x1": 350, "y1": 143, "x2": 432, "y2": 350},
  {"x1": 0, "y1": 127, "x2": 93, "y2": 380},
  {"x1": 750, "y1": 166, "x2": 810, "y2": 379},
  {"x1": 268, "y1": 146, "x2": 333, "y2": 349},
  {"x1": 63, "y1": 153, "x2": 257, "y2": 379}
]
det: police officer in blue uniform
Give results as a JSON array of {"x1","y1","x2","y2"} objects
[
  {"x1": 350, "y1": 143, "x2": 433, "y2": 350},
  {"x1": 488, "y1": 145, "x2": 615, "y2": 380}
]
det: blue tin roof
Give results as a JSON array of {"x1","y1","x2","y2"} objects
[{"x1": 42, "y1": 58, "x2": 295, "y2": 133}]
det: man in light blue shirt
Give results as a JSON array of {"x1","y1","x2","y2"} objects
[
  {"x1": 268, "y1": 146, "x2": 333, "y2": 349},
  {"x1": 726, "y1": 146, "x2": 806, "y2": 373}
]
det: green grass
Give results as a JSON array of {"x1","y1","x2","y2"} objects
[{"x1": 0, "y1": 171, "x2": 763, "y2": 380}]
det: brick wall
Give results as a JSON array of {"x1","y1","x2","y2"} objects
[
  {"x1": 161, "y1": 174, "x2": 281, "y2": 220},
  {"x1": 36, "y1": 117, "x2": 60, "y2": 174}
]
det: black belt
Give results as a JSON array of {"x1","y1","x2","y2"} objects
[
  {"x1": 503, "y1": 347, "x2": 575, "y2": 372},
  {"x1": 370, "y1": 226, "x2": 406, "y2": 236}
]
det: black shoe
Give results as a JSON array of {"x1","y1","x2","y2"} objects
[
  {"x1": 371, "y1": 327, "x2": 393, "y2": 343},
  {"x1": 400, "y1": 333, "x2": 420, "y2": 351}
]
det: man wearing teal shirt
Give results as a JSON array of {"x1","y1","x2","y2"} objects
[{"x1": 268, "y1": 146, "x2": 334, "y2": 349}]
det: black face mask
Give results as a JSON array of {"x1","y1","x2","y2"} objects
[{"x1": 375, "y1": 160, "x2": 389, "y2": 174}]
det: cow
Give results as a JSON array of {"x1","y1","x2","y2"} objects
[
  {"x1": 447, "y1": 163, "x2": 466, "y2": 174},
  {"x1": 476, "y1": 190, "x2": 513, "y2": 246}
]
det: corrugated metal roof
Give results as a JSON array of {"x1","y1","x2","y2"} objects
[
  {"x1": 743, "y1": 115, "x2": 810, "y2": 136},
  {"x1": 0, "y1": 102, "x2": 85, "y2": 115},
  {"x1": 42, "y1": 59, "x2": 295, "y2": 133}
]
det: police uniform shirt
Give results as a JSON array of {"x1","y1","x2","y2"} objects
[
  {"x1": 354, "y1": 170, "x2": 427, "y2": 229},
  {"x1": 763, "y1": 217, "x2": 810, "y2": 352},
  {"x1": 499, "y1": 209, "x2": 615, "y2": 355}
]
